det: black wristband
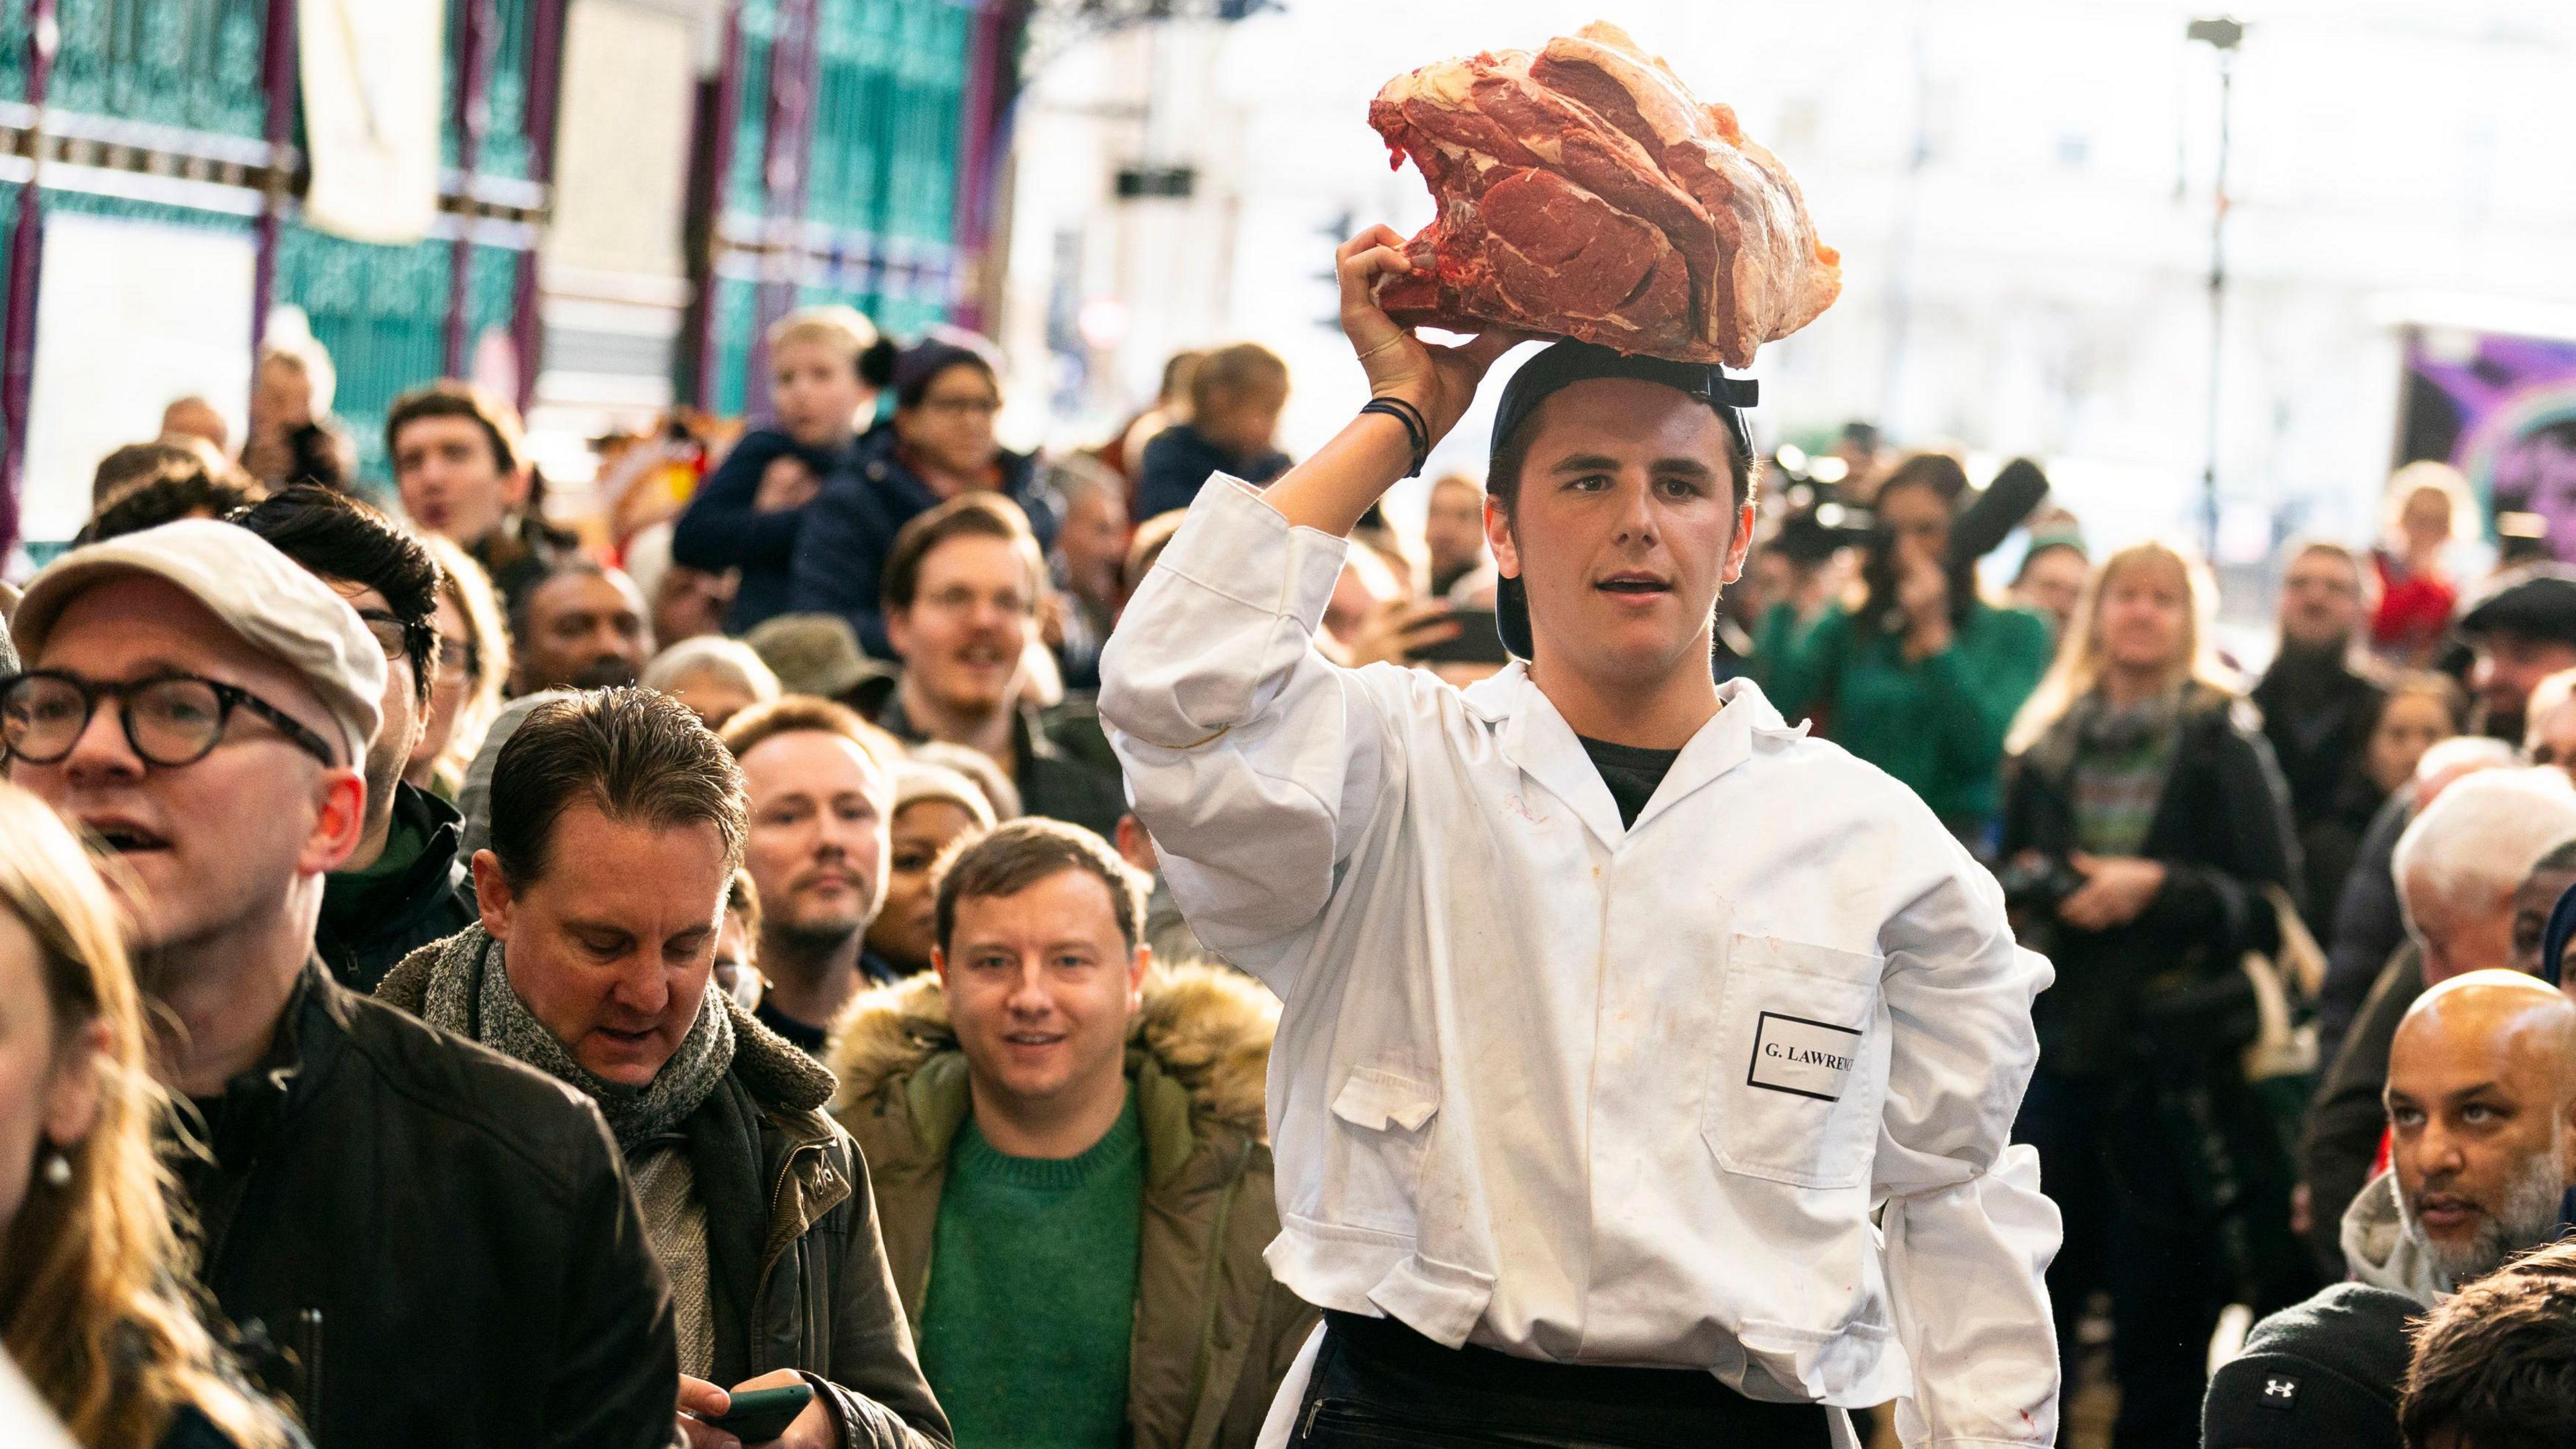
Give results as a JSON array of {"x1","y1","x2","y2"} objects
[{"x1": 1359, "y1": 397, "x2": 1430, "y2": 478}]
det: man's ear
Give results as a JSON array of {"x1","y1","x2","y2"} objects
[
  {"x1": 1483, "y1": 497, "x2": 1519, "y2": 580},
  {"x1": 471, "y1": 849, "x2": 515, "y2": 940},
  {"x1": 502, "y1": 462, "x2": 535, "y2": 513},
  {"x1": 299, "y1": 769, "x2": 368, "y2": 876},
  {"x1": 1721, "y1": 500, "x2": 1757, "y2": 587},
  {"x1": 930, "y1": 945, "x2": 949, "y2": 992},
  {"x1": 1128, "y1": 944, "x2": 1153, "y2": 1012},
  {"x1": 2561, "y1": 1089, "x2": 2576, "y2": 1187},
  {"x1": 885, "y1": 606, "x2": 916, "y2": 661}
]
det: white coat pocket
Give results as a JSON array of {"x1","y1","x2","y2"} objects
[
  {"x1": 1703, "y1": 934, "x2": 1886, "y2": 1190},
  {"x1": 1323, "y1": 1064, "x2": 1440, "y2": 1234}
]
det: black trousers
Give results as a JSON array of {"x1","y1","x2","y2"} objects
[
  {"x1": 2015, "y1": 1067, "x2": 2222, "y2": 1449},
  {"x1": 1287, "y1": 1311, "x2": 1834, "y2": 1449}
]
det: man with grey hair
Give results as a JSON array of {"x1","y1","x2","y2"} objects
[
  {"x1": 380, "y1": 688, "x2": 948, "y2": 1449},
  {"x1": 2346, "y1": 971, "x2": 2576, "y2": 1303},
  {"x1": 2302, "y1": 767, "x2": 2576, "y2": 1269},
  {"x1": 643, "y1": 633, "x2": 782, "y2": 732}
]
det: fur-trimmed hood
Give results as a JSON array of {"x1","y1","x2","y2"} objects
[{"x1": 827, "y1": 961, "x2": 1275, "y2": 1140}]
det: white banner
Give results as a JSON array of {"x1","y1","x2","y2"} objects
[
  {"x1": 299, "y1": 0, "x2": 445, "y2": 244},
  {"x1": 21, "y1": 214, "x2": 257, "y2": 545}
]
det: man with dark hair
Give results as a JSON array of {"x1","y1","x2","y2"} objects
[
  {"x1": 2255, "y1": 541, "x2": 2385, "y2": 930},
  {"x1": 5, "y1": 523, "x2": 677, "y2": 1447},
  {"x1": 234, "y1": 484, "x2": 475, "y2": 988},
  {"x1": 511, "y1": 560, "x2": 653, "y2": 694},
  {"x1": 2457, "y1": 569, "x2": 2576, "y2": 743},
  {"x1": 830, "y1": 818, "x2": 1311, "y2": 1449},
  {"x1": 1102, "y1": 231, "x2": 2056, "y2": 1445},
  {"x1": 875, "y1": 494, "x2": 1122, "y2": 839},
  {"x1": 388, "y1": 379, "x2": 575, "y2": 612},
  {"x1": 720, "y1": 696, "x2": 902, "y2": 1054},
  {"x1": 382, "y1": 688, "x2": 950, "y2": 1449},
  {"x1": 75, "y1": 456, "x2": 256, "y2": 546},
  {"x1": 91, "y1": 440, "x2": 229, "y2": 507},
  {"x1": 2400, "y1": 1238, "x2": 2576, "y2": 1448}
]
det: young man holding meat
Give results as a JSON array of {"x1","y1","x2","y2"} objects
[{"x1": 1098, "y1": 229, "x2": 2059, "y2": 1448}]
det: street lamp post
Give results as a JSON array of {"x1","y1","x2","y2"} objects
[{"x1": 2188, "y1": 16, "x2": 2244, "y2": 561}]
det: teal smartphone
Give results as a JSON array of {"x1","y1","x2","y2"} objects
[{"x1": 705, "y1": 1383, "x2": 814, "y2": 1442}]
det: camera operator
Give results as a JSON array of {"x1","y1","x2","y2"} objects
[
  {"x1": 1756, "y1": 453, "x2": 2053, "y2": 839},
  {"x1": 1997, "y1": 541, "x2": 2302, "y2": 1447}
]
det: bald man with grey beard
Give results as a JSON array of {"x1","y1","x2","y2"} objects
[{"x1": 2343, "y1": 971, "x2": 2576, "y2": 1304}]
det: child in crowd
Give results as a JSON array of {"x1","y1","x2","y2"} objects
[
  {"x1": 672, "y1": 304, "x2": 897, "y2": 633},
  {"x1": 1132, "y1": 341, "x2": 1291, "y2": 520}
]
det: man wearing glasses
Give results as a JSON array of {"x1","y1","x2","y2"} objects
[
  {"x1": 235, "y1": 484, "x2": 476, "y2": 990},
  {"x1": 871, "y1": 493, "x2": 1126, "y2": 840},
  {"x1": 1, "y1": 520, "x2": 682, "y2": 1447}
]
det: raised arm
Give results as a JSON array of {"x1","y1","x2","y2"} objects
[
  {"x1": 1263, "y1": 227, "x2": 1523, "y2": 535},
  {"x1": 1097, "y1": 230, "x2": 1519, "y2": 989}
]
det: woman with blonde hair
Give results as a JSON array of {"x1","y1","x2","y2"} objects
[
  {"x1": 1998, "y1": 540, "x2": 2304, "y2": 1446},
  {"x1": 403, "y1": 532, "x2": 511, "y2": 800},
  {"x1": 0, "y1": 785, "x2": 299, "y2": 1449}
]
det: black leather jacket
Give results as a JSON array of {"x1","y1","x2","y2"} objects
[{"x1": 173, "y1": 964, "x2": 677, "y2": 1449}]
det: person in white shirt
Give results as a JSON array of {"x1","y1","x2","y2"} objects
[{"x1": 1098, "y1": 227, "x2": 2061, "y2": 1449}]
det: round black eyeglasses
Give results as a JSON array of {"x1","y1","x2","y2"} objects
[{"x1": 0, "y1": 671, "x2": 339, "y2": 769}]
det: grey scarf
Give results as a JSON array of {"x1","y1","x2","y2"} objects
[{"x1": 415, "y1": 926, "x2": 735, "y2": 1149}]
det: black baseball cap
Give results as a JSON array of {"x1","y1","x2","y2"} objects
[
  {"x1": 1484, "y1": 340, "x2": 1758, "y2": 658},
  {"x1": 2459, "y1": 566, "x2": 2576, "y2": 647},
  {"x1": 2202, "y1": 1283, "x2": 2420, "y2": 1449}
]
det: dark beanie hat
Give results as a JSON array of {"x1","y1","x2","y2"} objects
[
  {"x1": 2458, "y1": 566, "x2": 2576, "y2": 648},
  {"x1": 1483, "y1": 340, "x2": 1757, "y2": 658},
  {"x1": 2202, "y1": 1283, "x2": 2422, "y2": 1449},
  {"x1": 892, "y1": 335, "x2": 1000, "y2": 409}
]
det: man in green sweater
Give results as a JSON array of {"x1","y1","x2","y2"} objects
[{"x1": 830, "y1": 819, "x2": 1314, "y2": 1449}]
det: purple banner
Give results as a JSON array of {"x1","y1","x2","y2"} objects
[{"x1": 2402, "y1": 329, "x2": 2576, "y2": 561}]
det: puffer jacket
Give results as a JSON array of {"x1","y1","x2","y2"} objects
[
  {"x1": 828, "y1": 965, "x2": 1314, "y2": 1449},
  {"x1": 378, "y1": 939, "x2": 951, "y2": 1449}
]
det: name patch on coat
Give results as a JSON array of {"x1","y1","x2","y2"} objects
[{"x1": 1748, "y1": 1012, "x2": 1864, "y2": 1102}]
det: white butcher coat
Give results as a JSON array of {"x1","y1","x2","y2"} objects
[{"x1": 1099, "y1": 477, "x2": 2061, "y2": 1447}]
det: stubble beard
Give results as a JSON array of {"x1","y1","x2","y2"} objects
[{"x1": 2400, "y1": 1147, "x2": 2568, "y2": 1292}]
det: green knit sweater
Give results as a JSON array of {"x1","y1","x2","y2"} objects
[
  {"x1": 1756, "y1": 598, "x2": 2054, "y2": 826},
  {"x1": 917, "y1": 1093, "x2": 1144, "y2": 1449}
]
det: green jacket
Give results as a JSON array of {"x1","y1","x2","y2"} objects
[
  {"x1": 1755, "y1": 596, "x2": 2053, "y2": 826},
  {"x1": 829, "y1": 965, "x2": 1314, "y2": 1449}
]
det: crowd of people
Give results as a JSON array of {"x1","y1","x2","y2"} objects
[{"x1": 1, "y1": 273, "x2": 2574, "y2": 1449}]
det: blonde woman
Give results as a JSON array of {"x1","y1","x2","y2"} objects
[
  {"x1": 403, "y1": 533, "x2": 509, "y2": 800},
  {"x1": 0, "y1": 785, "x2": 300, "y2": 1449},
  {"x1": 1997, "y1": 541, "x2": 2303, "y2": 1446}
]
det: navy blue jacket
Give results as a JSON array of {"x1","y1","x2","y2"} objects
[
  {"x1": 672, "y1": 427, "x2": 858, "y2": 634},
  {"x1": 1133, "y1": 423, "x2": 1289, "y2": 523},
  {"x1": 786, "y1": 428, "x2": 1054, "y2": 659}
]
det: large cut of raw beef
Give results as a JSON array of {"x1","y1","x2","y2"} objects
[{"x1": 1368, "y1": 23, "x2": 1841, "y2": 368}]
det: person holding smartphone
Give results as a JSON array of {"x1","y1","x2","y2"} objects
[{"x1": 1099, "y1": 229, "x2": 2059, "y2": 1448}]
